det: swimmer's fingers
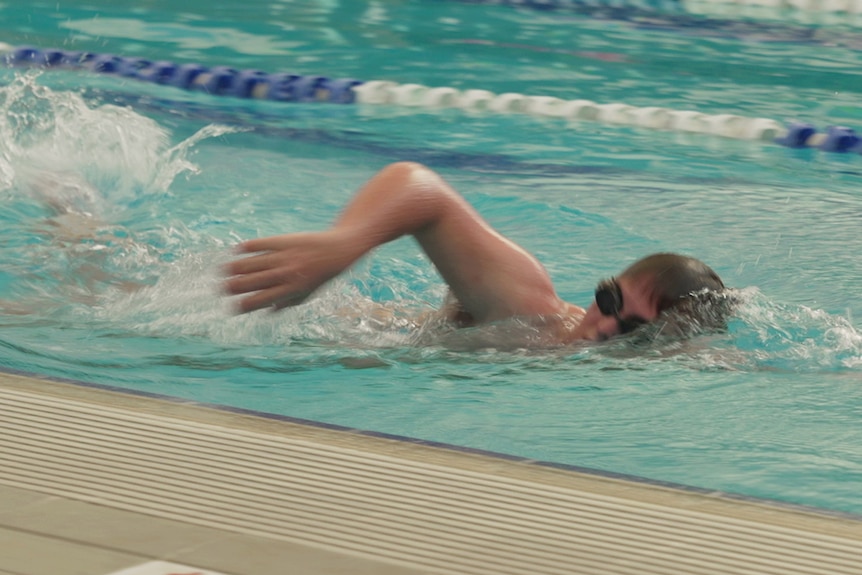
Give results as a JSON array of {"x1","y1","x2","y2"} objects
[
  {"x1": 223, "y1": 250, "x2": 285, "y2": 277},
  {"x1": 225, "y1": 232, "x2": 334, "y2": 276},
  {"x1": 224, "y1": 266, "x2": 304, "y2": 297},
  {"x1": 224, "y1": 263, "x2": 320, "y2": 313},
  {"x1": 233, "y1": 234, "x2": 309, "y2": 255},
  {"x1": 234, "y1": 236, "x2": 282, "y2": 254},
  {"x1": 222, "y1": 230, "x2": 357, "y2": 313}
]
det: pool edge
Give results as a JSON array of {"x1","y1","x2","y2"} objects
[
  {"x1": 3, "y1": 367, "x2": 862, "y2": 526},
  {"x1": 1, "y1": 368, "x2": 862, "y2": 575}
]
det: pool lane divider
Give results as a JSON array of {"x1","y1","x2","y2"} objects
[
  {"x1": 454, "y1": 0, "x2": 862, "y2": 12},
  {"x1": 2, "y1": 43, "x2": 860, "y2": 155},
  {"x1": 682, "y1": 0, "x2": 862, "y2": 26},
  {"x1": 453, "y1": 0, "x2": 862, "y2": 26}
]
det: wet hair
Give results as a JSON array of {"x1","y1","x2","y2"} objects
[{"x1": 619, "y1": 252, "x2": 731, "y2": 333}]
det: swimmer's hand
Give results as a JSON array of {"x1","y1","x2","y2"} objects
[{"x1": 223, "y1": 230, "x2": 361, "y2": 313}]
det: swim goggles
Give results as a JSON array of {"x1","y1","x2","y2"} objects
[{"x1": 594, "y1": 278, "x2": 647, "y2": 335}]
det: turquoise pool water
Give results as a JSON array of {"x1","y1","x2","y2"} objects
[{"x1": 2, "y1": 0, "x2": 862, "y2": 515}]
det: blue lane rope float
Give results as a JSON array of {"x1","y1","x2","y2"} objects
[
  {"x1": 0, "y1": 45, "x2": 364, "y2": 104},
  {"x1": 1, "y1": 43, "x2": 860, "y2": 155},
  {"x1": 776, "y1": 123, "x2": 862, "y2": 153}
]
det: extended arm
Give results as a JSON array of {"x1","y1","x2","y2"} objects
[{"x1": 223, "y1": 162, "x2": 565, "y2": 322}]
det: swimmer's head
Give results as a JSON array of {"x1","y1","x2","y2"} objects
[
  {"x1": 576, "y1": 252, "x2": 730, "y2": 341},
  {"x1": 620, "y1": 253, "x2": 724, "y2": 310},
  {"x1": 619, "y1": 252, "x2": 731, "y2": 335}
]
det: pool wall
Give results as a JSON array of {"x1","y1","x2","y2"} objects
[{"x1": 2, "y1": 369, "x2": 862, "y2": 575}]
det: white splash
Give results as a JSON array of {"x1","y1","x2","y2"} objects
[{"x1": 0, "y1": 72, "x2": 239, "y2": 215}]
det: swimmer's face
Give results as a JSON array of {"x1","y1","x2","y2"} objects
[{"x1": 574, "y1": 275, "x2": 660, "y2": 341}]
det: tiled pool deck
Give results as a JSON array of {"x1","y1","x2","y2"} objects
[{"x1": 1, "y1": 370, "x2": 861, "y2": 575}]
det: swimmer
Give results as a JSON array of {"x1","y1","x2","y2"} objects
[{"x1": 223, "y1": 162, "x2": 727, "y2": 342}]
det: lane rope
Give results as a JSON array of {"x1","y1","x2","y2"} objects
[
  {"x1": 453, "y1": 0, "x2": 862, "y2": 25},
  {"x1": 1, "y1": 43, "x2": 859, "y2": 154},
  {"x1": 682, "y1": 0, "x2": 862, "y2": 25}
]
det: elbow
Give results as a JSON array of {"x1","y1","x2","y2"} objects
[
  {"x1": 375, "y1": 162, "x2": 451, "y2": 201},
  {"x1": 380, "y1": 161, "x2": 431, "y2": 181}
]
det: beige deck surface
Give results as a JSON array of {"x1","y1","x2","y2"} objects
[{"x1": 1, "y1": 370, "x2": 861, "y2": 575}]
